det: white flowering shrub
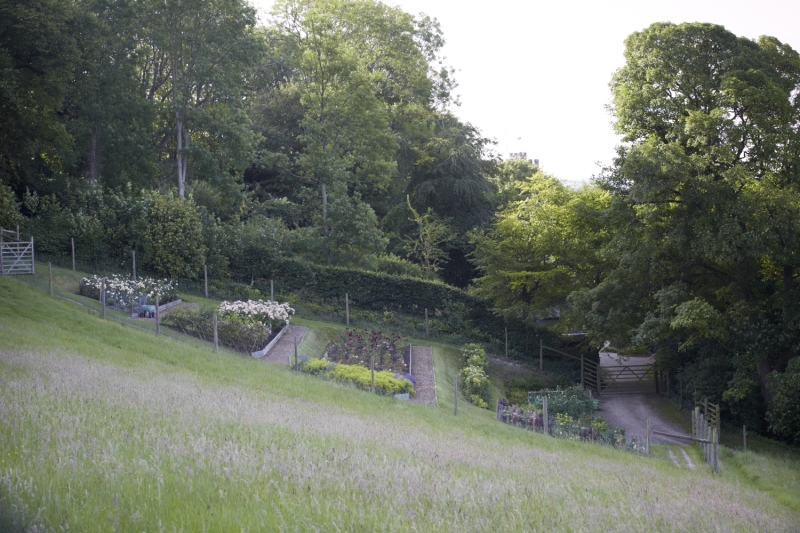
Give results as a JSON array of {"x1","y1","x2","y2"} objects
[
  {"x1": 80, "y1": 274, "x2": 178, "y2": 306},
  {"x1": 218, "y1": 299, "x2": 294, "y2": 332}
]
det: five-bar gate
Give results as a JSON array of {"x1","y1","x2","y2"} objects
[{"x1": 0, "y1": 227, "x2": 34, "y2": 275}]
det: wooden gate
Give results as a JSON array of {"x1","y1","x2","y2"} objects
[
  {"x1": 0, "y1": 228, "x2": 34, "y2": 275},
  {"x1": 599, "y1": 364, "x2": 654, "y2": 394},
  {"x1": 540, "y1": 343, "x2": 600, "y2": 394}
]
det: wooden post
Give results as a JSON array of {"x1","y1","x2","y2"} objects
[
  {"x1": 294, "y1": 335, "x2": 298, "y2": 372},
  {"x1": 30, "y1": 237, "x2": 34, "y2": 275},
  {"x1": 646, "y1": 418, "x2": 651, "y2": 456},
  {"x1": 580, "y1": 354, "x2": 585, "y2": 387},
  {"x1": 0, "y1": 232, "x2": 4, "y2": 275},
  {"x1": 204, "y1": 264, "x2": 208, "y2": 298},
  {"x1": 712, "y1": 428, "x2": 719, "y2": 474},
  {"x1": 505, "y1": 327, "x2": 508, "y2": 359},
  {"x1": 679, "y1": 378, "x2": 683, "y2": 409},
  {"x1": 454, "y1": 375, "x2": 458, "y2": 416},
  {"x1": 539, "y1": 339, "x2": 543, "y2": 371},
  {"x1": 213, "y1": 312, "x2": 219, "y2": 352},
  {"x1": 102, "y1": 279, "x2": 106, "y2": 319},
  {"x1": 71, "y1": 237, "x2": 75, "y2": 271},
  {"x1": 345, "y1": 292, "x2": 349, "y2": 326},
  {"x1": 132, "y1": 250, "x2": 136, "y2": 281},
  {"x1": 155, "y1": 294, "x2": 160, "y2": 335},
  {"x1": 370, "y1": 356, "x2": 375, "y2": 394},
  {"x1": 666, "y1": 371, "x2": 670, "y2": 400},
  {"x1": 425, "y1": 308, "x2": 429, "y2": 339},
  {"x1": 408, "y1": 344, "x2": 413, "y2": 375},
  {"x1": 270, "y1": 279, "x2": 274, "y2": 301},
  {"x1": 743, "y1": 425, "x2": 747, "y2": 453},
  {"x1": 16, "y1": 225, "x2": 19, "y2": 240},
  {"x1": 543, "y1": 396, "x2": 549, "y2": 435},
  {"x1": 48, "y1": 262, "x2": 53, "y2": 296}
]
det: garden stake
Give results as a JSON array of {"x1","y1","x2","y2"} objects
[
  {"x1": 71, "y1": 237, "x2": 75, "y2": 271},
  {"x1": 155, "y1": 294, "x2": 160, "y2": 335},
  {"x1": 371, "y1": 356, "x2": 375, "y2": 394},
  {"x1": 213, "y1": 312, "x2": 219, "y2": 352},
  {"x1": 48, "y1": 262, "x2": 53, "y2": 296},
  {"x1": 102, "y1": 279, "x2": 106, "y2": 319},
  {"x1": 345, "y1": 293, "x2": 349, "y2": 326}
]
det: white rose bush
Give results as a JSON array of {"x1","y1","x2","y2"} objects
[
  {"x1": 79, "y1": 274, "x2": 178, "y2": 308},
  {"x1": 164, "y1": 299, "x2": 294, "y2": 354}
]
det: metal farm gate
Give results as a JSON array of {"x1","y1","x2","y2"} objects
[{"x1": 0, "y1": 227, "x2": 34, "y2": 275}]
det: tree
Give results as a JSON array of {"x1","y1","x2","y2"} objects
[
  {"x1": 573, "y1": 23, "x2": 800, "y2": 427},
  {"x1": 138, "y1": 0, "x2": 264, "y2": 198},
  {"x1": 471, "y1": 173, "x2": 611, "y2": 324},
  {"x1": 0, "y1": 0, "x2": 80, "y2": 194}
]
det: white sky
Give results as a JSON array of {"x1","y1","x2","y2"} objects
[{"x1": 250, "y1": 0, "x2": 800, "y2": 183}]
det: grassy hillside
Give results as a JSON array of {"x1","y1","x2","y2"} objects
[{"x1": 1, "y1": 274, "x2": 799, "y2": 531}]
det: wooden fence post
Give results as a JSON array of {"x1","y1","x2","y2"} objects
[
  {"x1": 132, "y1": 250, "x2": 136, "y2": 281},
  {"x1": 102, "y1": 279, "x2": 106, "y2": 319},
  {"x1": 345, "y1": 293, "x2": 349, "y2": 326},
  {"x1": 204, "y1": 264, "x2": 208, "y2": 298},
  {"x1": 71, "y1": 237, "x2": 76, "y2": 271},
  {"x1": 1, "y1": 231, "x2": 4, "y2": 275},
  {"x1": 505, "y1": 327, "x2": 508, "y2": 359},
  {"x1": 48, "y1": 262, "x2": 53, "y2": 296},
  {"x1": 425, "y1": 308, "x2": 429, "y2": 339},
  {"x1": 646, "y1": 419, "x2": 651, "y2": 456},
  {"x1": 213, "y1": 312, "x2": 219, "y2": 352},
  {"x1": 580, "y1": 355, "x2": 585, "y2": 387},
  {"x1": 543, "y1": 396, "x2": 549, "y2": 435},
  {"x1": 155, "y1": 294, "x2": 160, "y2": 335},
  {"x1": 539, "y1": 339, "x2": 543, "y2": 371},
  {"x1": 16, "y1": 225, "x2": 19, "y2": 240},
  {"x1": 270, "y1": 279, "x2": 274, "y2": 301},
  {"x1": 371, "y1": 356, "x2": 375, "y2": 394},
  {"x1": 454, "y1": 374, "x2": 458, "y2": 415},
  {"x1": 294, "y1": 335, "x2": 298, "y2": 372},
  {"x1": 712, "y1": 428, "x2": 718, "y2": 474},
  {"x1": 30, "y1": 237, "x2": 34, "y2": 275}
]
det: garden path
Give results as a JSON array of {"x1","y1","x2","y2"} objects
[
  {"x1": 410, "y1": 346, "x2": 437, "y2": 406},
  {"x1": 258, "y1": 326, "x2": 308, "y2": 364}
]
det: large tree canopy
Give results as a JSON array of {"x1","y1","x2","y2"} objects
[{"x1": 571, "y1": 22, "x2": 800, "y2": 430}]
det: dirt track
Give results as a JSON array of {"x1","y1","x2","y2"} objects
[{"x1": 598, "y1": 393, "x2": 692, "y2": 444}]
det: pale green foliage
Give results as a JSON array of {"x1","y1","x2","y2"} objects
[
  {"x1": 141, "y1": 191, "x2": 207, "y2": 278},
  {"x1": 459, "y1": 365, "x2": 490, "y2": 409},
  {"x1": 767, "y1": 358, "x2": 800, "y2": 444},
  {"x1": 403, "y1": 196, "x2": 452, "y2": 272},
  {"x1": 461, "y1": 343, "x2": 487, "y2": 370},
  {"x1": 472, "y1": 172, "x2": 611, "y2": 324},
  {"x1": 0, "y1": 183, "x2": 24, "y2": 229}
]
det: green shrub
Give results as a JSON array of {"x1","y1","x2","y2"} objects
[
  {"x1": 462, "y1": 343, "x2": 488, "y2": 370},
  {"x1": 767, "y1": 358, "x2": 800, "y2": 445},
  {"x1": 328, "y1": 364, "x2": 414, "y2": 396},
  {"x1": 528, "y1": 386, "x2": 595, "y2": 420},
  {"x1": 301, "y1": 358, "x2": 334, "y2": 375},
  {"x1": 460, "y1": 365, "x2": 490, "y2": 408}
]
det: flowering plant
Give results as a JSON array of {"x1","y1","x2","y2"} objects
[
  {"x1": 80, "y1": 274, "x2": 178, "y2": 306},
  {"x1": 218, "y1": 299, "x2": 294, "y2": 332}
]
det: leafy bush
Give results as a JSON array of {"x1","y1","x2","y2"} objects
[
  {"x1": 163, "y1": 308, "x2": 276, "y2": 354},
  {"x1": 218, "y1": 299, "x2": 294, "y2": 332},
  {"x1": 527, "y1": 386, "x2": 595, "y2": 420},
  {"x1": 462, "y1": 343, "x2": 488, "y2": 370},
  {"x1": 460, "y1": 365, "x2": 490, "y2": 408},
  {"x1": 767, "y1": 358, "x2": 800, "y2": 445},
  {"x1": 80, "y1": 274, "x2": 179, "y2": 306},
  {"x1": 300, "y1": 358, "x2": 415, "y2": 396}
]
